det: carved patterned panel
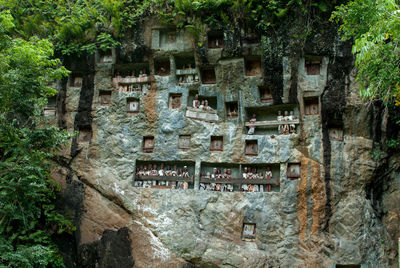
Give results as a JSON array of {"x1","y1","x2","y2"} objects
[
  {"x1": 245, "y1": 140, "x2": 258, "y2": 155},
  {"x1": 99, "y1": 91, "x2": 111, "y2": 105},
  {"x1": 305, "y1": 60, "x2": 321, "y2": 75},
  {"x1": 127, "y1": 98, "x2": 139, "y2": 112},
  {"x1": 242, "y1": 223, "x2": 256, "y2": 240},
  {"x1": 304, "y1": 98, "x2": 319, "y2": 115},
  {"x1": 143, "y1": 137, "x2": 154, "y2": 153},
  {"x1": 178, "y1": 135, "x2": 191, "y2": 150},
  {"x1": 210, "y1": 136, "x2": 223, "y2": 151},
  {"x1": 169, "y1": 94, "x2": 182, "y2": 109},
  {"x1": 287, "y1": 163, "x2": 301, "y2": 179},
  {"x1": 201, "y1": 68, "x2": 216, "y2": 84}
]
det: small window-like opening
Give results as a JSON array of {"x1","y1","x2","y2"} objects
[
  {"x1": 169, "y1": 94, "x2": 182, "y2": 109},
  {"x1": 329, "y1": 128, "x2": 344, "y2": 141},
  {"x1": 78, "y1": 127, "x2": 91, "y2": 143},
  {"x1": 208, "y1": 32, "x2": 224, "y2": 49},
  {"x1": 143, "y1": 136, "x2": 154, "y2": 153},
  {"x1": 287, "y1": 163, "x2": 301, "y2": 180},
  {"x1": 304, "y1": 97, "x2": 319, "y2": 115},
  {"x1": 305, "y1": 59, "x2": 321, "y2": 75},
  {"x1": 259, "y1": 86, "x2": 273, "y2": 103},
  {"x1": 201, "y1": 68, "x2": 216, "y2": 84},
  {"x1": 178, "y1": 135, "x2": 191, "y2": 151},
  {"x1": 242, "y1": 223, "x2": 256, "y2": 241},
  {"x1": 210, "y1": 136, "x2": 223, "y2": 151},
  {"x1": 71, "y1": 76, "x2": 83, "y2": 88},
  {"x1": 155, "y1": 59, "x2": 170, "y2": 76},
  {"x1": 160, "y1": 31, "x2": 176, "y2": 48},
  {"x1": 127, "y1": 98, "x2": 140, "y2": 113},
  {"x1": 175, "y1": 55, "x2": 195, "y2": 70},
  {"x1": 242, "y1": 36, "x2": 260, "y2": 46},
  {"x1": 43, "y1": 95, "x2": 57, "y2": 117},
  {"x1": 226, "y1": 102, "x2": 238, "y2": 118},
  {"x1": 100, "y1": 54, "x2": 113, "y2": 63},
  {"x1": 245, "y1": 140, "x2": 258, "y2": 156},
  {"x1": 99, "y1": 91, "x2": 111, "y2": 106},
  {"x1": 47, "y1": 95, "x2": 57, "y2": 107},
  {"x1": 245, "y1": 59, "x2": 262, "y2": 76},
  {"x1": 336, "y1": 265, "x2": 361, "y2": 268}
]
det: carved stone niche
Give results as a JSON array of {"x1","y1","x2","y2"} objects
[
  {"x1": 259, "y1": 86, "x2": 273, "y2": 103},
  {"x1": 305, "y1": 59, "x2": 322, "y2": 75},
  {"x1": 210, "y1": 136, "x2": 223, "y2": 151},
  {"x1": 329, "y1": 128, "x2": 344, "y2": 141},
  {"x1": 43, "y1": 95, "x2": 57, "y2": 117},
  {"x1": 242, "y1": 36, "x2": 260, "y2": 46},
  {"x1": 99, "y1": 91, "x2": 111, "y2": 106},
  {"x1": 304, "y1": 97, "x2": 319, "y2": 115},
  {"x1": 208, "y1": 32, "x2": 224, "y2": 49},
  {"x1": 127, "y1": 98, "x2": 139, "y2": 113},
  {"x1": 169, "y1": 94, "x2": 182, "y2": 109},
  {"x1": 245, "y1": 58, "x2": 262, "y2": 76},
  {"x1": 178, "y1": 135, "x2": 191, "y2": 151},
  {"x1": 245, "y1": 140, "x2": 258, "y2": 156},
  {"x1": 287, "y1": 163, "x2": 301, "y2": 180},
  {"x1": 71, "y1": 75, "x2": 83, "y2": 88},
  {"x1": 160, "y1": 30, "x2": 176, "y2": 48},
  {"x1": 226, "y1": 102, "x2": 238, "y2": 118},
  {"x1": 43, "y1": 107, "x2": 56, "y2": 117},
  {"x1": 155, "y1": 59, "x2": 170, "y2": 76},
  {"x1": 242, "y1": 223, "x2": 256, "y2": 241},
  {"x1": 100, "y1": 54, "x2": 113, "y2": 63},
  {"x1": 201, "y1": 67, "x2": 216, "y2": 84},
  {"x1": 143, "y1": 136, "x2": 154, "y2": 153},
  {"x1": 335, "y1": 265, "x2": 361, "y2": 268},
  {"x1": 78, "y1": 127, "x2": 91, "y2": 143}
]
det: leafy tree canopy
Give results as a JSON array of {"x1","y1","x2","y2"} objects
[
  {"x1": 0, "y1": 10, "x2": 73, "y2": 267},
  {"x1": 332, "y1": 0, "x2": 400, "y2": 106}
]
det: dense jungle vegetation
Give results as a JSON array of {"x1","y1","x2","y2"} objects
[{"x1": 0, "y1": 0, "x2": 398, "y2": 266}]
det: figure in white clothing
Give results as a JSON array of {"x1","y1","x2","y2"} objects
[
  {"x1": 199, "y1": 100, "x2": 205, "y2": 110},
  {"x1": 283, "y1": 111, "x2": 290, "y2": 134},
  {"x1": 248, "y1": 114, "x2": 256, "y2": 135},
  {"x1": 193, "y1": 95, "x2": 199, "y2": 108},
  {"x1": 277, "y1": 111, "x2": 284, "y2": 135},
  {"x1": 265, "y1": 166, "x2": 273, "y2": 192},
  {"x1": 289, "y1": 111, "x2": 296, "y2": 133},
  {"x1": 182, "y1": 166, "x2": 190, "y2": 178}
]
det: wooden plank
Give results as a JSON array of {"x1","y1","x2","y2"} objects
[
  {"x1": 245, "y1": 119, "x2": 299, "y2": 127},
  {"x1": 199, "y1": 177, "x2": 279, "y2": 185},
  {"x1": 135, "y1": 175, "x2": 193, "y2": 182}
]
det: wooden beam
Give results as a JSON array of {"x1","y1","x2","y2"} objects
[
  {"x1": 199, "y1": 177, "x2": 279, "y2": 185},
  {"x1": 245, "y1": 119, "x2": 299, "y2": 127},
  {"x1": 135, "y1": 175, "x2": 194, "y2": 182}
]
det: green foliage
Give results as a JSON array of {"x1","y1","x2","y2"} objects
[
  {"x1": 0, "y1": 11, "x2": 73, "y2": 267},
  {"x1": 331, "y1": 0, "x2": 400, "y2": 105},
  {"x1": 332, "y1": 0, "x2": 400, "y2": 150},
  {"x1": 0, "y1": 0, "x2": 144, "y2": 55}
]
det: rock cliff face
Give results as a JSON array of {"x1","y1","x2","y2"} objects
[{"x1": 51, "y1": 13, "x2": 399, "y2": 268}]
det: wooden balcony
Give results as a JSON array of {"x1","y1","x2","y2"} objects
[
  {"x1": 135, "y1": 175, "x2": 194, "y2": 183},
  {"x1": 199, "y1": 177, "x2": 279, "y2": 185},
  {"x1": 245, "y1": 119, "x2": 299, "y2": 127}
]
